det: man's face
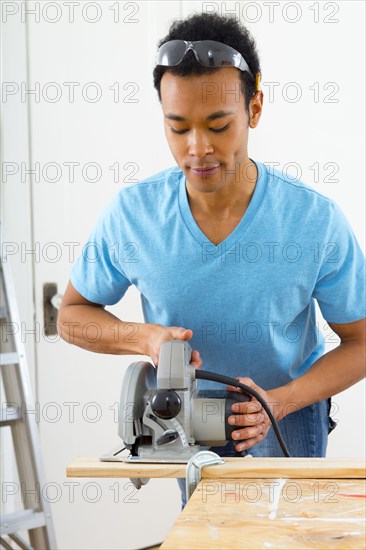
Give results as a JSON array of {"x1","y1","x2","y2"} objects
[{"x1": 160, "y1": 67, "x2": 260, "y2": 193}]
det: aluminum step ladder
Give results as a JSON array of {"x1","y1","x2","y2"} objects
[{"x1": 0, "y1": 258, "x2": 57, "y2": 549}]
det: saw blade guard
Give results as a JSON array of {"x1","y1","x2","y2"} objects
[{"x1": 118, "y1": 361, "x2": 156, "y2": 448}]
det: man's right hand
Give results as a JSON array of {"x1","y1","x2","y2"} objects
[{"x1": 148, "y1": 324, "x2": 202, "y2": 370}]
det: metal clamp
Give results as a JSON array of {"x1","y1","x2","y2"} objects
[{"x1": 185, "y1": 450, "x2": 224, "y2": 502}]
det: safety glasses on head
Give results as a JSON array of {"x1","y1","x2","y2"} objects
[{"x1": 156, "y1": 39, "x2": 255, "y2": 79}]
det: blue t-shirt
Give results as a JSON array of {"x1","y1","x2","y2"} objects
[{"x1": 70, "y1": 162, "x2": 366, "y2": 390}]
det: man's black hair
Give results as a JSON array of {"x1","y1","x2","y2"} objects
[{"x1": 153, "y1": 12, "x2": 261, "y2": 112}]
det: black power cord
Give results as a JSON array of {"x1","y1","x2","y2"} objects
[{"x1": 195, "y1": 369, "x2": 291, "y2": 457}]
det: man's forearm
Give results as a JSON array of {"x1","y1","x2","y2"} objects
[
  {"x1": 58, "y1": 304, "x2": 156, "y2": 355},
  {"x1": 269, "y1": 341, "x2": 366, "y2": 421}
]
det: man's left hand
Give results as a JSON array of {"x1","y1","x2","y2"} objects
[{"x1": 227, "y1": 377, "x2": 275, "y2": 452}]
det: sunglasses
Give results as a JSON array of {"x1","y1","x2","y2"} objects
[{"x1": 156, "y1": 39, "x2": 255, "y2": 80}]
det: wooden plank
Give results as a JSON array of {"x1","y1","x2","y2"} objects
[
  {"x1": 66, "y1": 457, "x2": 187, "y2": 479},
  {"x1": 161, "y1": 478, "x2": 366, "y2": 549},
  {"x1": 66, "y1": 457, "x2": 366, "y2": 480},
  {"x1": 201, "y1": 458, "x2": 366, "y2": 480}
]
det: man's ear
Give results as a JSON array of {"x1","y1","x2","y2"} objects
[{"x1": 249, "y1": 91, "x2": 264, "y2": 128}]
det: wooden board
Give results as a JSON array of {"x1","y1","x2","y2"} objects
[
  {"x1": 161, "y1": 478, "x2": 366, "y2": 549},
  {"x1": 200, "y1": 458, "x2": 366, "y2": 480},
  {"x1": 66, "y1": 457, "x2": 366, "y2": 480},
  {"x1": 66, "y1": 456, "x2": 186, "y2": 479}
]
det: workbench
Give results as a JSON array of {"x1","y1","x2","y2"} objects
[{"x1": 67, "y1": 457, "x2": 366, "y2": 549}]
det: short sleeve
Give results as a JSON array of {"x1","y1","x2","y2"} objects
[
  {"x1": 70, "y1": 197, "x2": 132, "y2": 305},
  {"x1": 312, "y1": 203, "x2": 366, "y2": 323}
]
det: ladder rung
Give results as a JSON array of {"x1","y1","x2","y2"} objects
[
  {"x1": 0, "y1": 404, "x2": 22, "y2": 425},
  {"x1": 0, "y1": 353, "x2": 19, "y2": 366},
  {"x1": 8, "y1": 533, "x2": 33, "y2": 550},
  {"x1": 0, "y1": 536, "x2": 14, "y2": 550},
  {"x1": 0, "y1": 509, "x2": 47, "y2": 535}
]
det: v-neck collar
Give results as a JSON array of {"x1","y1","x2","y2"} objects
[{"x1": 178, "y1": 160, "x2": 267, "y2": 256}]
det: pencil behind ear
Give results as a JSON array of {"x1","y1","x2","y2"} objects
[{"x1": 255, "y1": 72, "x2": 261, "y2": 92}]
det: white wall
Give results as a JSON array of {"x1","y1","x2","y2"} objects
[
  {"x1": 1, "y1": 2, "x2": 36, "y2": 386},
  {"x1": 1, "y1": 1, "x2": 365, "y2": 549}
]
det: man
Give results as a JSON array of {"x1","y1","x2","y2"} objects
[{"x1": 58, "y1": 13, "x2": 365, "y2": 508}]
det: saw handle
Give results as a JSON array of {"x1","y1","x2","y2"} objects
[
  {"x1": 224, "y1": 391, "x2": 251, "y2": 441},
  {"x1": 195, "y1": 369, "x2": 290, "y2": 457}
]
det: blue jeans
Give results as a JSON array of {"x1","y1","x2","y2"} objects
[{"x1": 177, "y1": 398, "x2": 335, "y2": 510}]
